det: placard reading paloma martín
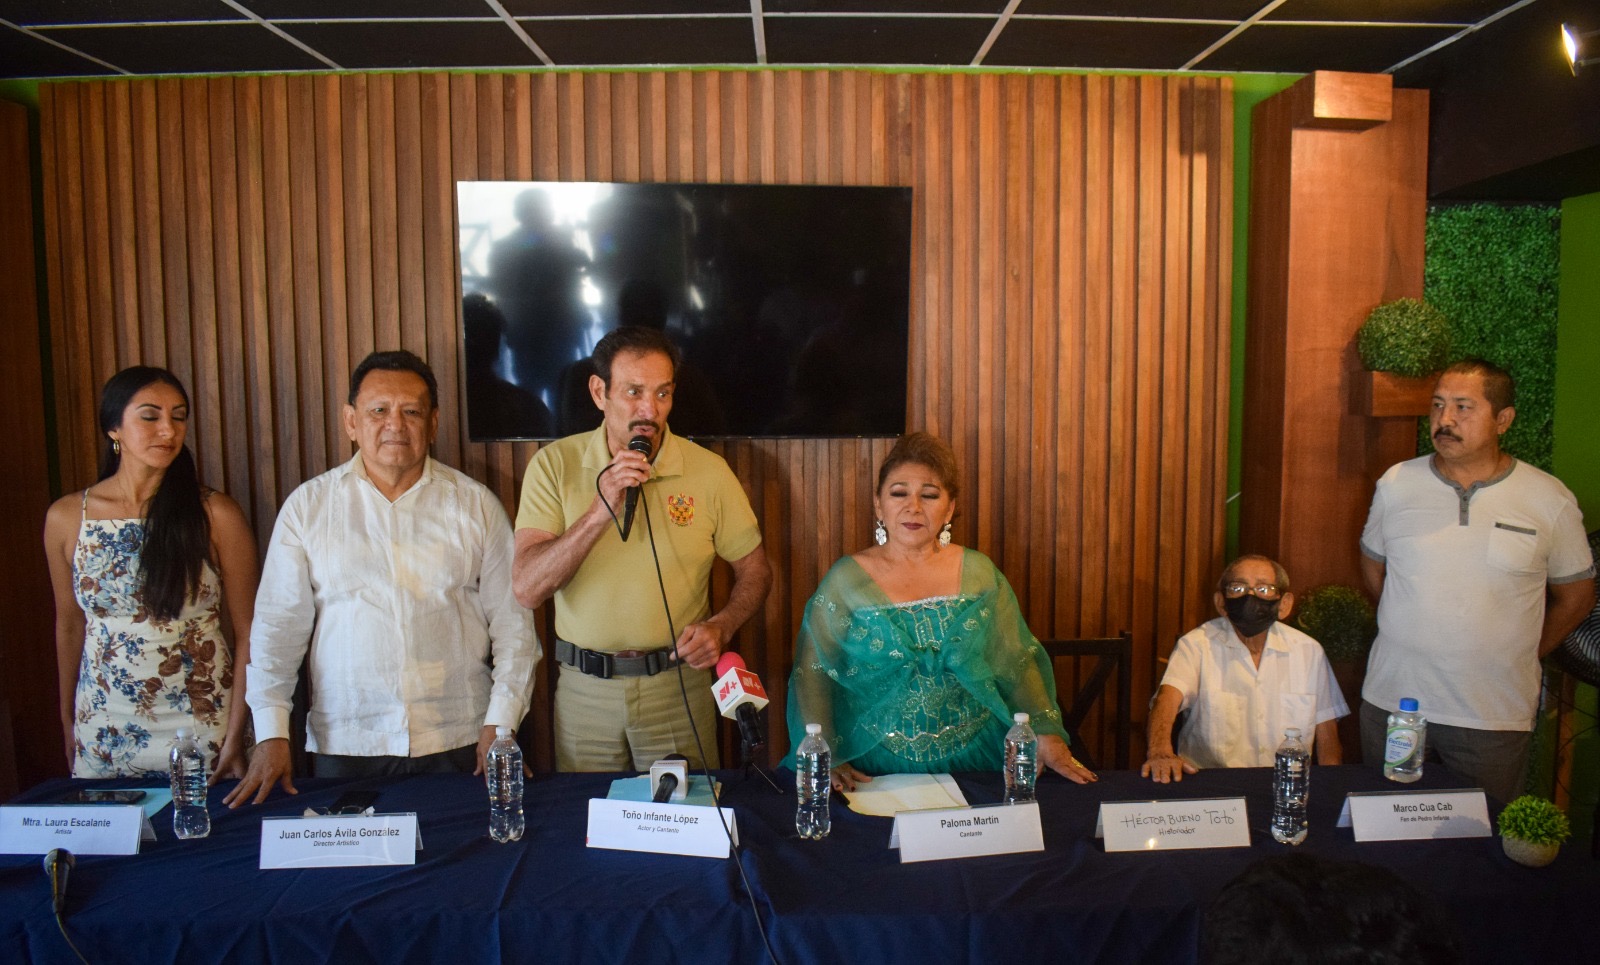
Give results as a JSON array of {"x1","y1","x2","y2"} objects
[{"x1": 890, "y1": 803, "x2": 1044, "y2": 863}]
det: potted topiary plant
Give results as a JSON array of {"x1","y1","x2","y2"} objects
[
  {"x1": 1293, "y1": 584, "x2": 1377, "y2": 665},
  {"x1": 1354, "y1": 298, "x2": 1452, "y2": 417},
  {"x1": 1293, "y1": 584, "x2": 1377, "y2": 761},
  {"x1": 1496, "y1": 794, "x2": 1571, "y2": 867}
]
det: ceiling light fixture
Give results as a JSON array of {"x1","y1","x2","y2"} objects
[{"x1": 1562, "y1": 22, "x2": 1600, "y2": 75}]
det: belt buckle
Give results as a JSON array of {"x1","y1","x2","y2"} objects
[{"x1": 578, "y1": 648, "x2": 614, "y2": 679}]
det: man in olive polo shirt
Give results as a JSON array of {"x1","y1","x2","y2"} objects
[{"x1": 513, "y1": 326, "x2": 772, "y2": 771}]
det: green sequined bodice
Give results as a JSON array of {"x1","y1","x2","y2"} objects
[{"x1": 865, "y1": 596, "x2": 990, "y2": 763}]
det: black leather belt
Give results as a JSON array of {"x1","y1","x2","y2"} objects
[{"x1": 555, "y1": 638, "x2": 671, "y2": 679}]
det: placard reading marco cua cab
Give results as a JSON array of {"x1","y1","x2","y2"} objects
[{"x1": 1338, "y1": 789, "x2": 1491, "y2": 842}]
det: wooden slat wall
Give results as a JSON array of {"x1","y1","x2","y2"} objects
[
  {"x1": 2, "y1": 100, "x2": 57, "y2": 796},
  {"x1": 36, "y1": 70, "x2": 1232, "y2": 773}
]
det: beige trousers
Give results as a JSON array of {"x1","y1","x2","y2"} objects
[{"x1": 553, "y1": 664, "x2": 721, "y2": 771}]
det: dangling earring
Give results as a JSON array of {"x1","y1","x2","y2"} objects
[
  {"x1": 873, "y1": 519, "x2": 887, "y2": 546},
  {"x1": 112, "y1": 438, "x2": 121, "y2": 455},
  {"x1": 938, "y1": 522, "x2": 952, "y2": 548}
]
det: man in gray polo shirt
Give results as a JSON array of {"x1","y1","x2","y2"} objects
[{"x1": 1359, "y1": 359, "x2": 1594, "y2": 803}]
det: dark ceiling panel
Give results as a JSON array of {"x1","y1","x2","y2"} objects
[
  {"x1": 1398, "y1": 0, "x2": 1600, "y2": 200},
  {"x1": 1, "y1": 0, "x2": 242, "y2": 26},
  {"x1": 278, "y1": 20, "x2": 542, "y2": 68},
  {"x1": 1266, "y1": 0, "x2": 1511, "y2": 23},
  {"x1": 523, "y1": 16, "x2": 755, "y2": 65},
  {"x1": 1197, "y1": 23, "x2": 1462, "y2": 72},
  {"x1": 238, "y1": 0, "x2": 491, "y2": 18},
  {"x1": 986, "y1": 18, "x2": 1232, "y2": 70},
  {"x1": 766, "y1": 1, "x2": 1005, "y2": 12},
  {"x1": 1433, "y1": 143, "x2": 1600, "y2": 202},
  {"x1": 765, "y1": 16, "x2": 993, "y2": 64},
  {"x1": 32, "y1": 22, "x2": 327, "y2": 73},
  {"x1": 1018, "y1": 0, "x2": 1263, "y2": 19},
  {"x1": 0, "y1": 26, "x2": 117, "y2": 76},
  {"x1": 504, "y1": 0, "x2": 749, "y2": 13}
]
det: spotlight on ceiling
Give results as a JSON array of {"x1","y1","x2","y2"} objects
[{"x1": 1563, "y1": 22, "x2": 1600, "y2": 76}]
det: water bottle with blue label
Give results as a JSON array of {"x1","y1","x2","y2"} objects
[{"x1": 1384, "y1": 698, "x2": 1426, "y2": 783}]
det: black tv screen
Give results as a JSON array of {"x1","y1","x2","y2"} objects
[{"x1": 456, "y1": 181, "x2": 912, "y2": 440}]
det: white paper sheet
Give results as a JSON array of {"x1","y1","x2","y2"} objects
[{"x1": 841, "y1": 773, "x2": 968, "y2": 817}]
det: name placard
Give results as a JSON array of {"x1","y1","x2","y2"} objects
[
  {"x1": 888, "y1": 803, "x2": 1043, "y2": 863},
  {"x1": 1096, "y1": 797, "x2": 1250, "y2": 852},
  {"x1": 0, "y1": 805, "x2": 148, "y2": 856},
  {"x1": 1337, "y1": 789, "x2": 1490, "y2": 842},
  {"x1": 586, "y1": 798, "x2": 738, "y2": 859},
  {"x1": 259, "y1": 814, "x2": 420, "y2": 869}
]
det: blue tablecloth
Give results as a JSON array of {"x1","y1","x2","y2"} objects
[{"x1": 1, "y1": 766, "x2": 1594, "y2": 964}]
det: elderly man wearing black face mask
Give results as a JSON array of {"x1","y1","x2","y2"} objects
[{"x1": 1141, "y1": 555, "x2": 1348, "y2": 783}]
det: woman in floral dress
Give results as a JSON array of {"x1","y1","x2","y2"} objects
[{"x1": 44, "y1": 366, "x2": 259, "y2": 778}]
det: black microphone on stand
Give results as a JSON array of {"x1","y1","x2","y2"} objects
[
  {"x1": 650, "y1": 754, "x2": 689, "y2": 803},
  {"x1": 43, "y1": 848, "x2": 74, "y2": 917},
  {"x1": 620, "y1": 434, "x2": 653, "y2": 542}
]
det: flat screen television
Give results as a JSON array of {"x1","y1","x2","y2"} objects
[{"x1": 456, "y1": 181, "x2": 912, "y2": 440}]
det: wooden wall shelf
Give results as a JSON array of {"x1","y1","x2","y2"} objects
[{"x1": 1357, "y1": 370, "x2": 1435, "y2": 418}]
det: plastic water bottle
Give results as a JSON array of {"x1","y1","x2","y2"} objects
[
  {"x1": 1384, "y1": 698, "x2": 1427, "y2": 783},
  {"x1": 486, "y1": 726, "x2": 524, "y2": 843},
  {"x1": 795, "y1": 723, "x2": 831, "y2": 840},
  {"x1": 1270, "y1": 727, "x2": 1309, "y2": 845},
  {"x1": 169, "y1": 727, "x2": 210, "y2": 840},
  {"x1": 1003, "y1": 712, "x2": 1038, "y2": 805}
]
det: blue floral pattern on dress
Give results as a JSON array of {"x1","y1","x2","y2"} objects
[{"x1": 71, "y1": 515, "x2": 230, "y2": 777}]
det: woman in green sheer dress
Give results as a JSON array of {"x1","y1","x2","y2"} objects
[{"x1": 785, "y1": 433, "x2": 1097, "y2": 791}]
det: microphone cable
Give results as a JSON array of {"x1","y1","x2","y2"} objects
[
  {"x1": 55, "y1": 911, "x2": 90, "y2": 965},
  {"x1": 594, "y1": 464, "x2": 784, "y2": 965},
  {"x1": 45, "y1": 852, "x2": 91, "y2": 965}
]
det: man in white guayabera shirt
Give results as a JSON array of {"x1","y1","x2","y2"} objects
[{"x1": 226, "y1": 351, "x2": 539, "y2": 807}]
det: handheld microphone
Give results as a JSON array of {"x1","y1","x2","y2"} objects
[
  {"x1": 649, "y1": 755, "x2": 689, "y2": 803},
  {"x1": 620, "y1": 434, "x2": 652, "y2": 542},
  {"x1": 712, "y1": 653, "x2": 769, "y2": 756},
  {"x1": 43, "y1": 848, "x2": 74, "y2": 917}
]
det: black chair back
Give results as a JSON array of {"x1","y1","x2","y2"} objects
[{"x1": 1039, "y1": 632, "x2": 1134, "y2": 771}]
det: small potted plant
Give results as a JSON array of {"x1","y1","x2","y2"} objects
[
  {"x1": 1354, "y1": 298, "x2": 1452, "y2": 417},
  {"x1": 1496, "y1": 794, "x2": 1571, "y2": 867},
  {"x1": 1293, "y1": 584, "x2": 1377, "y2": 759},
  {"x1": 1293, "y1": 584, "x2": 1376, "y2": 665}
]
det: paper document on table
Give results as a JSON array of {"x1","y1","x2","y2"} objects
[{"x1": 842, "y1": 773, "x2": 967, "y2": 817}]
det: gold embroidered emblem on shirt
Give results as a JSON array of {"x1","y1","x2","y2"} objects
[{"x1": 666, "y1": 493, "x2": 695, "y2": 526}]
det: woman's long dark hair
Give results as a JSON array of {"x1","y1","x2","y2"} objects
[{"x1": 97, "y1": 366, "x2": 209, "y2": 621}]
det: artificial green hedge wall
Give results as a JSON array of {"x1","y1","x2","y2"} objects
[{"x1": 1421, "y1": 204, "x2": 1561, "y2": 471}]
